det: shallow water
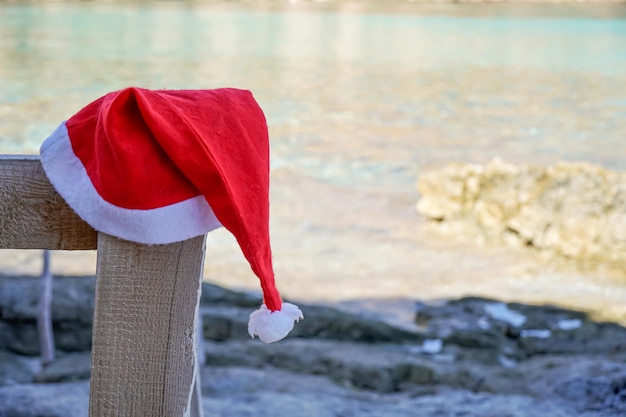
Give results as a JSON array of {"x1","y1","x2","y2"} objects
[
  {"x1": 0, "y1": 2, "x2": 625, "y2": 319},
  {"x1": 2, "y1": 3, "x2": 625, "y2": 174}
]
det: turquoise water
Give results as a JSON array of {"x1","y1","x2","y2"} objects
[
  {"x1": 0, "y1": 2, "x2": 625, "y2": 307},
  {"x1": 1, "y1": 2, "x2": 625, "y2": 194}
]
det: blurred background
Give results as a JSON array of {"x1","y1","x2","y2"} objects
[
  {"x1": 1, "y1": 0, "x2": 625, "y2": 322},
  {"x1": 2, "y1": 3, "x2": 626, "y2": 416}
]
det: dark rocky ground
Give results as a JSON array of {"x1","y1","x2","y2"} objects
[{"x1": 1, "y1": 274, "x2": 625, "y2": 417}]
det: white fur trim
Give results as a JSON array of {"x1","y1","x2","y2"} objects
[
  {"x1": 248, "y1": 303, "x2": 303, "y2": 343},
  {"x1": 40, "y1": 122, "x2": 222, "y2": 245}
]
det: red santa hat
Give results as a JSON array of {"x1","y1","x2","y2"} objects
[{"x1": 39, "y1": 87, "x2": 302, "y2": 343}]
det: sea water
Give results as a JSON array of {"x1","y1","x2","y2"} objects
[
  {"x1": 1, "y1": 3, "x2": 625, "y2": 187},
  {"x1": 0, "y1": 2, "x2": 625, "y2": 308}
]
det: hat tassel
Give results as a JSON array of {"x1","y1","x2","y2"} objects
[{"x1": 248, "y1": 302, "x2": 303, "y2": 343}]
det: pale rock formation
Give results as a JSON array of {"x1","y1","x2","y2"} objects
[{"x1": 416, "y1": 158, "x2": 625, "y2": 270}]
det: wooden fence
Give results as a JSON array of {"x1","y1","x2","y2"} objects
[{"x1": 0, "y1": 155, "x2": 205, "y2": 416}]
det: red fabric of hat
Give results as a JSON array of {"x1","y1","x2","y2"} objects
[{"x1": 40, "y1": 87, "x2": 302, "y2": 343}]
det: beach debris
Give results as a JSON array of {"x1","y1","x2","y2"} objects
[
  {"x1": 557, "y1": 319, "x2": 583, "y2": 331},
  {"x1": 520, "y1": 329, "x2": 552, "y2": 339},
  {"x1": 421, "y1": 339, "x2": 443, "y2": 354},
  {"x1": 483, "y1": 303, "x2": 527, "y2": 327}
]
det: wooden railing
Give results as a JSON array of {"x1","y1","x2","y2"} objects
[{"x1": 0, "y1": 155, "x2": 205, "y2": 417}]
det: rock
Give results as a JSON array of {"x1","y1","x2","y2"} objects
[
  {"x1": 0, "y1": 320, "x2": 41, "y2": 356},
  {"x1": 201, "y1": 302, "x2": 425, "y2": 343},
  {"x1": 0, "y1": 274, "x2": 422, "y2": 354},
  {"x1": 0, "y1": 382, "x2": 89, "y2": 417},
  {"x1": 201, "y1": 362, "x2": 611, "y2": 417},
  {"x1": 200, "y1": 366, "x2": 352, "y2": 397},
  {"x1": 0, "y1": 379, "x2": 584, "y2": 417},
  {"x1": 416, "y1": 159, "x2": 626, "y2": 270},
  {"x1": 555, "y1": 374, "x2": 626, "y2": 413},
  {"x1": 288, "y1": 304, "x2": 425, "y2": 343},
  {"x1": 0, "y1": 274, "x2": 94, "y2": 355},
  {"x1": 35, "y1": 352, "x2": 91, "y2": 383},
  {"x1": 204, "y1": 389, "x2": 579, "y2": 417},
  {"x1": 414, "y1": 297, "x2": 626, "y2": 362},
  {"x1": 2, "y1": 274, "x2": 626, "y2": 416},
  {"x1": 201, "y1": 306, "x2": 251, "y2": 341},
  {"x1": 524, "y1": 354, "x2": 626, "y2": 414},
  {"x1": 0, "y1": 351, "x2": 38, "y2": 386},
  {"x1": 203, "y1": 339, "x2": 435, "y2": 393},
  {"x1": 0, "y1": 274, "x2": 95, "y2": 323},
  {"x1": 201, "y1": 282, "x2": 263, "y2": 307}
]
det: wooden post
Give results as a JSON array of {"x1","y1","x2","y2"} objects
[
  {"x1": 38, "y1": 250, "x2": 55, "y2": 365},
  {"x1": 0, "y1": 156, "x2": 205, "y2": 416},
  {"x1": 90, "y1": 233, "x2": 205, "y2": 417},
  {"x1": 0, "y1": 155, "x2": 97, "y2": 250}
]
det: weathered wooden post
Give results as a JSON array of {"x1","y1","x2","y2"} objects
[
  {"x1": 37, "y1": 250, "x2": 55, "y2": 366},
  {"x1": 0, "y1": 155, "x2": 206, "y2": 416},
  {"x1": 90, "y1": 234, "x2": 205, "y2": 416}
]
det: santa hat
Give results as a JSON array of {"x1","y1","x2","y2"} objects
[{"x1": 39, "y1": 87, "x2": 302, "y2": 343}]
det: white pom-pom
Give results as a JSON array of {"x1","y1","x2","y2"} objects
[{"x1": 248, "y1": 302, "x2": 303, "y2": 343}]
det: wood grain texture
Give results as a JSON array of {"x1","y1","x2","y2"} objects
[
  {"x1": 89, "y1": 233, "x2": 206, "y2": 417},
  {"x1": 0, "y1": 155, "x2": 97, "y2": 250}
]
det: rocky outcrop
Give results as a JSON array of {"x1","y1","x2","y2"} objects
[
  {"x1": 0, "y1": 274, "x2": 423, "y2": 356},
  {"x1": 416, "y1": 159, "x2": 626, "y2": 270},
  {"x1": 1, "y1": 274, "x2": 625, "y2": 416}
]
